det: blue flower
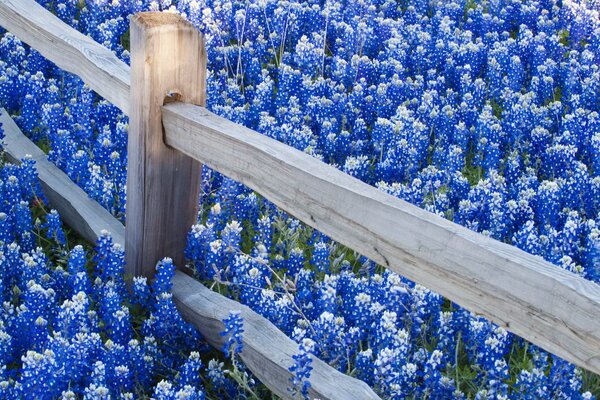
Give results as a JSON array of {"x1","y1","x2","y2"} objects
[{"x1": 221, "y1": 311, "x2": 244, "y2": 357}]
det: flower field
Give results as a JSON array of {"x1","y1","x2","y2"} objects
[{"x1": 0, "y1": 0, "x2": 599, "y2": 398}]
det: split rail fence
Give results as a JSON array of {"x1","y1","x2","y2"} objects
[{"x1": 1, "y1": 0, "x2": 600, "y2": 397}]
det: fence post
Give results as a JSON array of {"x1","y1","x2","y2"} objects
[{"x1": 126, "y1": 12, "x2": 206, "y2": 278}]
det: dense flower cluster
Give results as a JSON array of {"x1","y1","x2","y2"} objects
[
  {"x1": 0, "y1": 0, "x2": 598, "y2": 398},
  {"x1": 0, "y1": 145, "x2": 265, "y2": 398},
  {"x1": 186, "y1": 195, "x2": 597, "y2": 398}
]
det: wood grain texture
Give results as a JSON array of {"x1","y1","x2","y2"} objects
[
  {"x1": 0, "y1": 0, "x2": 130, "y2": 115},
  {"x1": 172, "y1": 270, "x2": 381, "y2": 400},
  {"x1": 0, "y1": 109, "x2": 377, "y2": 399},
  {"x1": 0, "y1": 108, "x2": 125, "y2": 246},
  {"x1": 162, "y1": 102, "x2": 600, "y2": 375},
  {"x1": 126, "y1": 13, "x2": 204, "y2": 278}
]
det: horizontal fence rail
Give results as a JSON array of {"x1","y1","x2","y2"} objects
[
  {"x1": 0, "y1": 109, "x2": 380, "y2": 400},
  {"x1": 0, "y1": 0, "x2": 599, "y2": 380},
  {"x1": 162, "y1": 102, "x2": 600, "y2": 375},
  {"x1": 0, "y1": 0, "x2": 130, "y2": 114}
]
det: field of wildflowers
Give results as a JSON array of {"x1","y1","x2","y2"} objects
[
  {"x1": 0, "y1": 0, "x2": 598, "y2": 398},
  {"x1": 0, "y1": 150, "x2": 268, "y2": 398}
]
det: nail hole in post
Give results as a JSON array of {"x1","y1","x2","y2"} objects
[
  {"x1": 162, "y1": 91, "x2": 182, "y2": 147},
  {"x1": 164, "y1": 90, "x2": 182, "y2": 105}
]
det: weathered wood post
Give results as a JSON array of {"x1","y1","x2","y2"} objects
[{"x1": 126, "y1": 12, "x2": 206, "y2": 278}]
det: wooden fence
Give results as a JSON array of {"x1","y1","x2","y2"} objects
[{"x1": 1, "y1": 0, "x2": 600, "y2": 395}]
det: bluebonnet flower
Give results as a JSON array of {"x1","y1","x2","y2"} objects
[
  {"x1": 19, "y1": 350, "x2": 62, "y2": 398},
  {"x1": 221, "y1": 311, "x2": 244, "y2": 357},
  {"x1": 287, "y1": 247, "x2": 306, "y2": 277},
  {"x1": 132, "y1": 276, "x2": 151, "y2": 306},
  {"x1": 153, "y1": 257, "x2": 175, "y2": 294},
  {"x1": 311, "y1": 241, "x2": 330, "y2": 274},
  {"x1": 152, "y1": 380, "x2": 176, "y2": 400},
  {"x1": 177, "y1": 351, "x2": 204, "y2": 389},
  {"x1": 289, "y1": 337, "x2": 314, "y2": 399}
]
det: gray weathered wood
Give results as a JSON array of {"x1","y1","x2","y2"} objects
[
  {"x1": 126, "y1": 13, "x2": 204, "y2": 278},
  {"x1": 0, "y1": 0, "x2": 130, "y2": 115},
  {"x1": 0, "y1": 108, "x2": 125, "y2": 246},
  {"x1": 172, "y1": 270, "x2": 381, "y2": 400},
  {"x1": 0, "y1": 110, "x2": 378, "y2": 400},
  {"x1": 162, "y1": 102, "x2": 600, "y2": 376}
]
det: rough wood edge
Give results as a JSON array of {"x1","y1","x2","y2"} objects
[
  {"x1": 162, "y1": 102, "x2": 600, "y2": 375},
  {"x1": 0, "y1": 110, "x2": 379, "y2": 400},
  {"x1": 0, "y1": 0, "x2": 130, "y2": 114}
]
